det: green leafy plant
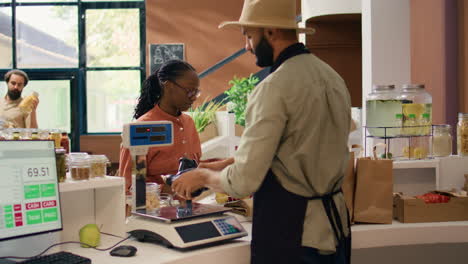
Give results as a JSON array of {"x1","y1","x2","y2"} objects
[
  {"x1": 224, "y1": 74, "x2": 259, "y2": 127},
  {"x1": 188, "y1": 98, "x2": 225, "y2": 133}
]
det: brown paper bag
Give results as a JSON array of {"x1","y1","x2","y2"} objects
[
  {"x1": 341, "y1": 151, "x2": 356, "y2": 223},
  {"x1": 353, "y1": 146, "x2": 393, "y2": 224}
]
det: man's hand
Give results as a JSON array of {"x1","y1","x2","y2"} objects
[
  {"x1": 172, "y1": 168, "x2": 224, "y2": 199},
  {"x1": 31, "y1": 97, "x2": 39, "y2": 111},
  {"x1": 172, "y1": 169, "x2": 209, "y2": 200},
  {"x1": 198, "y1": 157, "x2": 234, "y2": 171}
]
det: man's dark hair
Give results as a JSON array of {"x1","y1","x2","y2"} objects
[{"x1": 4, "y1": 69, "x2": 29, "y2": 86}]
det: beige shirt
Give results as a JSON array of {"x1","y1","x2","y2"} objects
[
  {"x1": 220, "y1": 54, "x2": 351, "y2": 251},
  {"x1": 0, "y1": 97, "x2": 31, "y2": 128}
]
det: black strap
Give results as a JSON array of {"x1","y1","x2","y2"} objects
[{"x1": 306, "y1": 189, "x2": 346, "y2": 244}]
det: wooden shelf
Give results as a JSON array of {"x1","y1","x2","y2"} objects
[
  {"x1": 59, "y1": 176, "x2": 124, "y2": 193},
  {"x1": 393, "y1": 159, "x2": 439, "y2": 169}
]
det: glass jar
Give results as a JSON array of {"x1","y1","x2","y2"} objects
[
  {"x1": 69, "y1": 157, "x2": 91, "y2": 180},
  {"x1": 60, "y1": 131, "x2": 70, "y2": 153},
  {"x1": 146, "y1": 183, "x2": 160, "y2": 211},
  {"x1": 55, "y1": 148, "x2": 67, "y2": 182},
  {"x1": 89, "y1": 154, "x2": 109, "y2": 178},
  {"x1": 11, "y1": 128, "x2": 20, "y2": 140},
  {"x1": 38, "y1": 129, "x2": 50, "y2": 140},
  {"x1": 49, "y1": 129, "x2": 61, "y2": 148},
  {"x1": 433, "y1": 125, "x2": 452, "y2": 157},
  {"x1": 31, "y1": 129, "x2": 39, "y2": 140},
  {"x1": 365, "y1": 85, "x2": 402, "y2": 137},
  {"x1": 397, "y1": 84, "x2": 432, "y2": 136},
  {"x1": 19, "y1": 128, "x2": 32, "y2": 140},
  {"x1": 457, "y1": 113, "x2": 468, "y2": 156}
]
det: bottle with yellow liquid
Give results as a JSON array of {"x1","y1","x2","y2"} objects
[{"x1": 19, "y1": 91, "x2": 39, "y2": 113}]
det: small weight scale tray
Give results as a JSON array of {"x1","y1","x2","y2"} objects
[{"x1": 127, "y1": 202, "x2": 248, "y2": 249}]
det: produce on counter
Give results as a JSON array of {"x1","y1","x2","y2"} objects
[{"x1": 415, "y1": 192, "x2": 450, "y2": 204}]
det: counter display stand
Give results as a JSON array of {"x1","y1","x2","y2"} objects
[{"x1": 59, "y1": 176, "x2": 126, "y2": 242}]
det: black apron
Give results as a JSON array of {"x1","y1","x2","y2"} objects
[{"x1": 250, "y1": 170, "x2": 351, "y2": 264}]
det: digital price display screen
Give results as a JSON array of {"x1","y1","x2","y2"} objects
[
  {"x1": 0, "y1": 141, "x2": 62, "y2": 241},
  {"x1": 150, "y1": 135, "x2": 166, "y2": 142}
]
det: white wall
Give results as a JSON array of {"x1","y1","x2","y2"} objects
[
  {"x1": 299, "y1": 0, "x2": 361, "y2": 43},
  {"x1": 362, "y1": 0, "x2": 411, "y2": 123}
]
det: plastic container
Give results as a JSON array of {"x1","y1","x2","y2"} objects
[
  {"x1": 38, "y1": 129, "x2": 50, "y2": 140},
  {"x1": 457, "y1": 113, "x2": 468, "y2": 156},
  {"x1": 55, "y1": 148, "x2": 67, "y2": 182},
  {"x1": 397, "y1": 84, "x2": 432, "y2": 136},
  {"x1": 89, "y1": 155, "x2": 109, "y2": 178},
  {"x1": 433, "y1": 124, "x2": 452, "y2": 157},
  {"x1": 19, "y1": 91, "x2": 38, "y2": 113},
  {"x1": 146, "y1": 183, "x2": 160, "y2": 211},
  {"x1": 365, "y1": 85, "x2": 402, "y2": 137},
  {"x1": 69, "y1": 157, "x2": 91, "y2": 180}
]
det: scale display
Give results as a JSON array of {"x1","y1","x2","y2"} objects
[
  {"x1": 0, "y1": 141, "x2": 62, "y2": 241},
  {"x1": 129, "y1": 123, "x2": 172, "y2": 147}
]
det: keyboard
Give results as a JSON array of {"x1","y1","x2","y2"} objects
[{"x1": 18, "y1": 251, "x2": 91, "y2": 264}]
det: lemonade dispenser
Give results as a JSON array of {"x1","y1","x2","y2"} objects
[
  {"x1": 365, "y1": 84, "x2": 402, "y2": 137},
  {"x1": 396, "y1": 84, "x2": 432, "y2": 136}
]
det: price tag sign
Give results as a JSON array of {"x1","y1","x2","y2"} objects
[{"x1": 22, "y1": 165, "x2": 54, "y2": 182}]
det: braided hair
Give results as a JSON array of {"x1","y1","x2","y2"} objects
[{"x1": 134, "y1": 60, "x2": 196, "y2": 119}]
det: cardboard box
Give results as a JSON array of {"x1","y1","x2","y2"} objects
[{"x1": 394, "y1": 193, "x2": 468, "y2": 223}]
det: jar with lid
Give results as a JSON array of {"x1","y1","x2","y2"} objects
[
  {"x1": 457, "y1": 113, "x2": 468, "y2": 156},
  {"x1": 146, "y1": 183, "x2": 160, "y2": 211},
  {"x1": 433, "y1": 125, "x2": 452, "y2": 157},
  {"x1": 60, "y1": 131, "x2": 70, "y2": 153},
  {"x1": 366, "y1": 84, "x2": 402, "y2": 137},
  {"x1": 31, "y1": 129, "x2": 39, "y2": 140},
  {"x1": 11, "y1": 128, "x2": 20, "y2": 140},
  {"x1": 19, "y1": 128, "x2": 32, "y2": 140},
  {"x1": 55, "y1": 148, "x2": 67, "y2": 182},
  {"x1": 89, "y1": 155, "x2": 109, "y2": 178},
  {"x1": 396, "y1": 84, "x2": 432, "y2": 136},
  {"x1": 69, "y1": 157, "x2": 91, "y2": 180},
  {"x1": 49, "y1": 129, "x2": 61, "y2": 148},
  {"x1": 38, "y1": 129, "x2": 50, "y2": 140}
]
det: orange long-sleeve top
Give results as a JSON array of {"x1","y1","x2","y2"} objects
[{"x1": 119, "y1": 105, "x2": 201, "y2": 193}]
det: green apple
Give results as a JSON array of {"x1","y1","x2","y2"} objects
[{"x1": 79, "y1": 224, "x2": 100, "y2": 248}]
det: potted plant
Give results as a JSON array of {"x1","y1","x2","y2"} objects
[
  {"x1": 188, "y1": 98, "x2": 225, "y2": 143},
  {"x1": 224, "y1": 74, "x2": 259, "y2": 136}
]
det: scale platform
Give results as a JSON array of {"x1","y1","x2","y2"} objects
[
  {"x1": 133, "y1": 202, "x2": 232, "y2": 223},
  {"x1": 127, "y1": 203, "x2": 248, "y2": 249}
]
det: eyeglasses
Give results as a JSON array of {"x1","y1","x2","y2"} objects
[{"x1": 171, "y1": 81, "x2": 201, "y2": 98}]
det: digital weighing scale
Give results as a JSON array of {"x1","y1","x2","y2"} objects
[{"x1": 122, "y1": 121, "x2": 247, "y2": 249}]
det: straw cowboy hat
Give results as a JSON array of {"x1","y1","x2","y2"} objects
[{"x1": 219, "y1": 0, "x2": 315, "y2": 34}]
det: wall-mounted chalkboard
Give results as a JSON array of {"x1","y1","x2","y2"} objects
[{"x1": 149, "y1": 43, "x2": 185, "y2": 74}]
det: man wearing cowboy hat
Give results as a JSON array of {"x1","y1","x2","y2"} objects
[{"x1": 172, "y1": 0, "x2": 352, "y2": 263}]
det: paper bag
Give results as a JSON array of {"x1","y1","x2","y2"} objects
[
  {"x1": 224, "y1": 198, "x2": 253, "y2": 217},
  {"x1": 353, "y1": 146, "x2": 393, "y2": 224},
  {"x1": 341, "y1": 152, "x2": 356, "y2": 223}
]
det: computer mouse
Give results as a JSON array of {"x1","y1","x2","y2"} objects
[{"x1": 110, "y1": 245, "x2": 137, "y2": 257}]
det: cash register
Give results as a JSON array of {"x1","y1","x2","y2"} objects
[{"x1": 122, "y1": 121, "x2": 247, "y2": 249}]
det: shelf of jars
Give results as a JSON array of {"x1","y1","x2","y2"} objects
[{"x1": 364, "y1": 124, "x2": 452, "y2": 160}]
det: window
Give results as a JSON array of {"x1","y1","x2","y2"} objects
[{"x1": 0, "y1": 1, "x2": 146, "y2": 150}]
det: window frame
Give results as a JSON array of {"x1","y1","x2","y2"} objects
[{"x1": 0, "y1": 0, "x2": 146, "y2": 150}]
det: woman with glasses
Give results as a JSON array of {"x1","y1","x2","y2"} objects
[{"x1": 119, "y1": 59, "x2": 202, "y2": 195}]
